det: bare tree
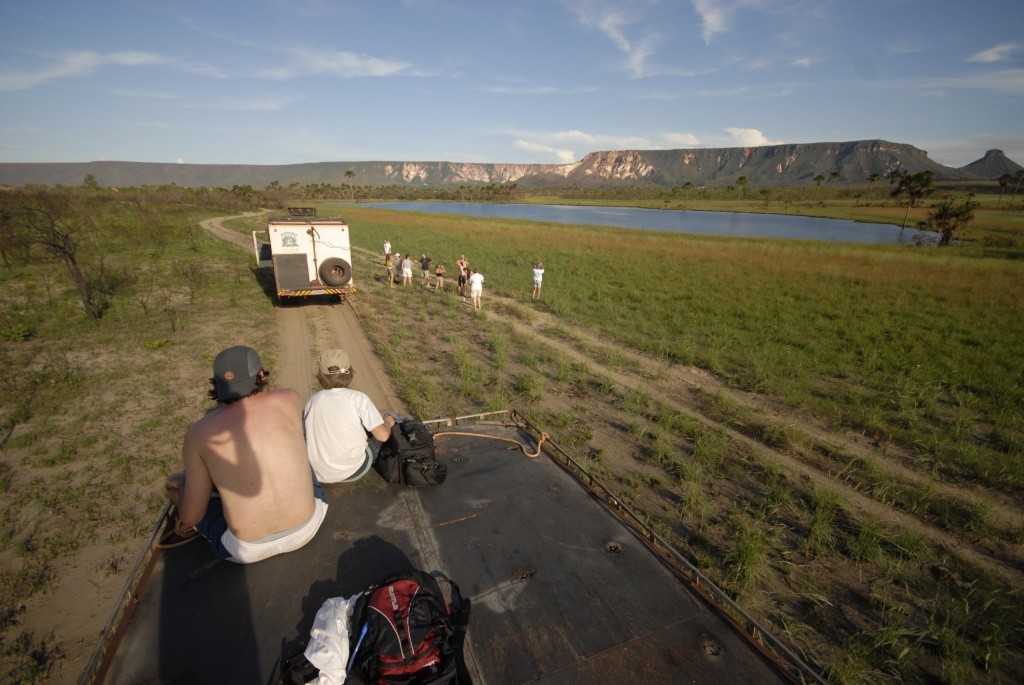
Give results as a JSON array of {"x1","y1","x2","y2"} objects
[{"x1": 6, "y1": 190, "x2": 108, "y2": 319}]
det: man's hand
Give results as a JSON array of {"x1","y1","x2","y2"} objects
[{"x1": 165, "y1": 472, "x2": 185, "y2": 506}]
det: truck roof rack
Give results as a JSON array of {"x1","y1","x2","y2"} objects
[{"x1": 287, "y1": 207, "x2": 317, "y2": 217}]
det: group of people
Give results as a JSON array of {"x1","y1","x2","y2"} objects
[
  {"x1": 383, "y1": 238, "x2": 441, "y2": 290},
  {"x1": 382, "y1": 239, "x2": 544, "y2": 309},
  {"x1": 164, "y1": 345, "x2": 395, "y2": 564}
]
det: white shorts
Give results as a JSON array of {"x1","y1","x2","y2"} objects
[
  {"x1": 221, "y1": 497, "x2": 328, "y2": 564},
  {"x1": 470, "y1": 286, "x2": 482, "y2": 296},
  {"x1": 402, "y1": 268, "x2": 413, "y2": 278}
]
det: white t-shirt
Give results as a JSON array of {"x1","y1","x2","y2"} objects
[
  {"x1": 303, "y1": 388, "x2": 385, "y2": 482},
  {"x1": 469, "y1": 272, "x2": 484, "y2": 293},
  {"x1": 532, "y1": 267, "x2": 544, "y2": 285}
]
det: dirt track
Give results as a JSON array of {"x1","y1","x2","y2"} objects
[{"x1": 200, "y1": 215, "x2": 401, "y2": 411}]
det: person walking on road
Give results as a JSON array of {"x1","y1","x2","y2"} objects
[
  {"x1": 469, "y1": 268, "x2": 485, "y2": 309},
  {"x1": 385, "y1": 253, "x2": 396, "y2": 288},
  {"x1": 434, "y1": 262, "x2": 446, "y2": 291},
  {"x1": 456, "y1": 255, "x2": 469, "y2": 297},
  {"x1": 401, "y1": 254, "x2": 413, "y2": 287},
  {"x1": 419, "y1": 253, "x2": 432, "y2": 287}
]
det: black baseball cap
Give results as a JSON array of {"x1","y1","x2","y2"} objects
[{"x1": 212, "y1": 346, "x2": 263, "y2": 401}]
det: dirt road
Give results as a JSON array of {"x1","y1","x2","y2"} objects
[{"x1": 200, "y1": 215, "x2": 401, "y2": 411}]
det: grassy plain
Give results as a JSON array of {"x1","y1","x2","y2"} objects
[
  {"x1": 340, "y1": 204, "x2": 1024, "y2": 498},
  {"x1": 0, "y1": 187, "x2": 1021, "y2": 683},
  {"x1": 0, "y1": 193, "x2": 274, "y2": 682},
  {"x1": 305, "y1": 200, "x2": 1024, "y2": 683}
]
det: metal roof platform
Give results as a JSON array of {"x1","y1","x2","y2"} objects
[{"x1": 86, "y1": 411, "x2": 817, "y2": 684}]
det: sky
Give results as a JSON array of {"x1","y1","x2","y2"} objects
[{"x1": 1, "y1": 0, "x2": 1022, "y2": 169}]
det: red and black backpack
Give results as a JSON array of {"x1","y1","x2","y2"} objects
[{"x1": 345, "y1": 568, "x2": 471, "y2": 685}]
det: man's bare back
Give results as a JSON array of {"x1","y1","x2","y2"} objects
[{"x1": 174, "y1": 388, "x2": 315, "y2": 541}]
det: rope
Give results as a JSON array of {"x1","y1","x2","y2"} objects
[
  {"x1": 433, "y1": 431, "x2": 548, "y2": 459},
  {"x1": 155, "y1": 507, "x2": 200, "y2": 550}
]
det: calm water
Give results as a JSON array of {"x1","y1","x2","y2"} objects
[{"x1": 352, "y1": 201, "x2": 913, "y2": 245}]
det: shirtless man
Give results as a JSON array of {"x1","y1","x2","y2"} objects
[{"x1": 164, "y1": 345, "x2": 328, "y2": 563}]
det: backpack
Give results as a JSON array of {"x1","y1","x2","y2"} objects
[
  {"x1": 346, "y1": 568, "x2": 471, "y2": 685},
  {"x1": 374, "y1": 419, "x2": 447, "y2": 486}
]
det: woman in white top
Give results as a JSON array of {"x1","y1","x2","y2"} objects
[
  {"x1": 532, "y1": 262, "x2": 545, "y2": 300},
  {"x1": 469, "y1": 268, "x2": 485, "y2": 309}
]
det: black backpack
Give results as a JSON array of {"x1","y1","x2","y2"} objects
[
  {"x1": 345, "y1": 568, "x2": 471, "y2": 685},
  {"x1": 374, "y1": 419, "x2": 447, "y2": 486}
]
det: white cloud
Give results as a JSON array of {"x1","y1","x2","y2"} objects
[
  {"x1": 176, "y1": 158, "x2": 185, "y2": 164},
  {"x1": 724, "y1": 127, "x2": 783, "y2": 146},
  {"x1": 562, "y1": 1, "x2": 661, "y2": 77},
  {"x1": 933, "y1": 68, "x2": 1024, "y2": 96},
  {"x1": 791, "y1": 56, "x2": 818, "y2": 68},
  {"x1": 692, "y1": 0, "x2": 733, "y2": 44},
  {"x1": 663, "y1": 132, "x2": 701, "y2": 147},
  {"x1": 514, "y1": 139, "x2": 577, "y2": 163},
  {"x1": 0, "y1": 51, "x2": 101, "y2": 91},
  {"x1": 967, "y1": 43, "x2": 1021, "y2": 64},
  {"x1": 288, "y1": 48, "x2": 412, "y2": 77},
  {"x1": 482, "y1": 85, "x2": 598, "y2": 95},
  {"x1": 182, "y1": 95, "x2": 304, "y2": 111}
]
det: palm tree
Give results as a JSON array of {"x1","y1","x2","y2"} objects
[
  {"x1": 868, "y1": 173, "x2": 881, "y2": 201},
  {"x1": 736, "y1": 175, "x2": 748, "y2": 200},
  {"x1": 825, "y1": 170, "x2": 840, "y2": 206},
  {"x1": 1010, "y1": 169, "x2": 1024, "y2": 206},
  {"x1": 928, "y1": 197, "x2": 978, "y2": 246},
  {"x1": 344, "y1": 169, "x2": 355, "y2": 201},
  {"x1": 682, "y1": 181, "x2": 693, "y2": 204},
  {"x1": 892, "y1": 170, "x2": 935, "y2": 229},
  {"x1": 997, "y1": 174, "x2": 1012, "y2": 204},
  {"x1": 812, "y1": 174, "x2": 825, "y2": 202}
]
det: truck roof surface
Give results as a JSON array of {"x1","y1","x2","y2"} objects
[{"x1": 87, "y1": 413, "x2": 809, "y2": 685}]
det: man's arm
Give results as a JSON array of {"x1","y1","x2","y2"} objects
[
  {"x1": 175, "y1": 429, "x2": 214, "y2": 528},
  {"x1": 370, "y1": 414, "x2": 396, "y2": 443}
]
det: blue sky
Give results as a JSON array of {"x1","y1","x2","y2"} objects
[{"x1": 1, "y1": 0, "x2": 1021, "y2": 168}]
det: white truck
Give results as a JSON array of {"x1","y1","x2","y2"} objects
[{"x1": 253, "y1": 207, "x2": 355, "y2": 301}]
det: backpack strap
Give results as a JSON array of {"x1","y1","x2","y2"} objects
[{"x1": 451, "y1": 597, "x2": 473, "y2": 685}]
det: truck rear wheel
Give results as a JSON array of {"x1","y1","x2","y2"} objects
[{"x1": 319, "y1": 258, "x2": 352, "y2": 286}]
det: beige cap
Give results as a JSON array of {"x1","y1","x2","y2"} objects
[{"x1": 318, "y1": 348, "x2": 351, "y2": 375}]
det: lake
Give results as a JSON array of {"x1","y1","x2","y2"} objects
[{"x1": 349, "y1": 201, "x2": 915, "y2": 245}]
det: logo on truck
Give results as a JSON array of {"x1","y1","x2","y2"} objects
[{"x1": 279, "y1": 231, "x2": 299, "y2": 248}]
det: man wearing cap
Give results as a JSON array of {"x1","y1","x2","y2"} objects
[
  {"x1": 303, "y1": 348, "x2": 396, "y2": 483},
  {"x1": 164, "y1": 345, "x2": 329, "y2": 563}
]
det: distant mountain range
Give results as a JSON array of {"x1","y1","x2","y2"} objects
[{"x1": 1, "y1": 140, "x2": 1020, "y2": 190}]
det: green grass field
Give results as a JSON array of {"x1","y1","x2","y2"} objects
[
  {"x1": 338, "y1": 204, "x2": 1024, "y2": 497},
  {"x1": 1, "y1": 186, "x2": 1021, "y2": 683}
]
